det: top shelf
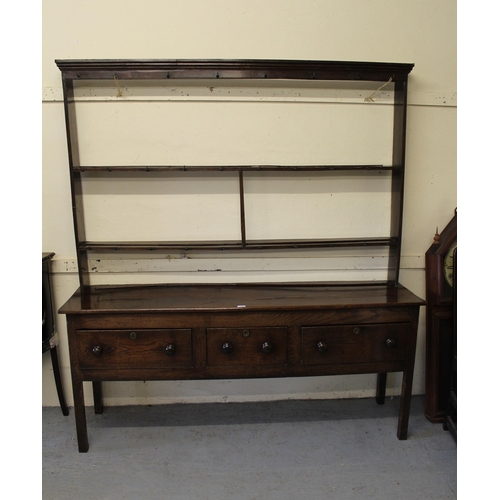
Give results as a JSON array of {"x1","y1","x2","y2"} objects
[
  {"x1": 74, "y1": 164, "x2": 401, "y2": 173},
  {"x1": 55, "y1": 59, "x2": 414, "y2": 83}
]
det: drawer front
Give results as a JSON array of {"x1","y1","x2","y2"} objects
[
  {"x1": 301, "y1": 323, "x2": 410, "y2": 366},
  {"x1": 207, "y1": 327, "x2": 287, "y2": 366},
  {"x1": 77, "y1": 329, "x2": 193, "y2": 369}
]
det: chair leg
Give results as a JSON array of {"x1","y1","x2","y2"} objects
[{"x1": 49, "y1": 345, "x2": 69, "y2": 416}]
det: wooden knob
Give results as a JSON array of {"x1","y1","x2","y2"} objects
[
  {"x1": 317, "y1": 341, "x2": 328, "y2": 353},
  {"x1": 385, "y1": 338, "x2": 397, "y2": 348},
  {"x1": 92, "y1": 345, "x2": 102, "y2": 357},
  {"x1": 222, "y1": 342, "x2": 233, "y2": 354},
  {"x1": 165, "y1": 344, "x2": 176, "y2": 356},
  {"x1": 261, "y1": 341, "x2": 273, "y2": 353}
]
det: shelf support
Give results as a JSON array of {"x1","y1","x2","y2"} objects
[
  {"x1": 388, "y1": 79, "x2": 409, "y2": 286},
  {"x1": 62, "y1": 76, "x2": 90, "y2": 288},
  {"x1": 239, "y1": 170, "x2": 247, "y2": 248}
]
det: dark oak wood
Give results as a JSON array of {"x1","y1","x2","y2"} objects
[
  {"x1": 425, "y1": 211, "x2": 457, "y2": 423},
  {"x1": 207, "y1": 327, "x2": 287, "y2": 367},
  {"x1": 56, "y1": 58, "x2": 413, "y2": 286},
  {"x1": 60, "y1": 283, "x2": 423, "y2": 452},
  {"x1": 387, "y1": 80, "x2": 409, "y2": 284},
  {"x1": 55, "y1": 59, "x2": 414, "y2": 82},
  {"x1": 80, "y1": 237, "x2": 397, "y2": 252},
  {"x1": 55, "y1": 59, "x2": 423, "y2": 452},
  {"x1": 60, "y1": 283, "x2": 423, "y2": 314},
  {"x1": 74, "y1": 164, "x2": 394, "y2": 172},
  {"x1": 443, "y1": 247, "x2": 457, "y2": 440}
]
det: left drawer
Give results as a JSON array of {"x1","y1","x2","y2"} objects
[{"x1": 76, "y1": 329, "x2": 193, "y2": 369}]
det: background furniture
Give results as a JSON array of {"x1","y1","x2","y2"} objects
[
  {"x1": 443, "y1": 246, "x2": 457, "y2": 440},
  {"x1": 425, "y1": 211, "x2": 457, "y2": 422},
  {"x1": 56, "y1": 59, "x2": 424, "y2": 451},
  {"x1": 42, "y1": 252, "x2": 69, "y2": 416}
]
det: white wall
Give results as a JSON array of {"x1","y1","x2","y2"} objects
[{"x1": 42, "y1": 0, "x2": 457, "y2": 407}]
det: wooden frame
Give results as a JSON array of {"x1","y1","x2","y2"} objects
[
  {"x1": 56, "y1": 59, "x2": 424, "y2": 452},
  {"x1": 56, "y1": 58, "x2": 413, "y2": 288}
]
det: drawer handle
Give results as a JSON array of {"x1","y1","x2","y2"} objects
[
  {"x1": 92, "y1": 345, "x2": 103, "y2": 357},
  {"x1": 317, "y1": 341, "x2": 328, "y2": 353},
  {"x1": 221, "y1": 342, "x2": 233, "y2": 354},
  {"x1": 261, "y1": 341, "x2": 273, "y2": 354},
  {"x1": 385, "y1": 338, "x2": 397, "y2": 348},
  {"x1": 130, "y1": 332, "x2": 137, "y2": 340},
  {"x1": 353, "y1": 327, "x2": 361, "y2": 335},
  {"x1": 165, "y1": 344, "x2": 176, "y2": 356}
]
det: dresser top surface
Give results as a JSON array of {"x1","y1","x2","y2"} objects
[{"x1": 59, "y1": 283, "x2": 424, "y2": 315}]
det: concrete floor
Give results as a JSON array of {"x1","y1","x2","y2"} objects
[{"x1": 43, "y1": 395, "x2": 456, "y2": 499}]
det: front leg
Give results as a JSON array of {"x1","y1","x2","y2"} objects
[
  {"x1": 396, "y1": 308, "x2": 419, "y2": 440},
  {"x1": 397, "y1": 368, "x2": 415, "y2": 440},
  {"x1": 376, "y1": 373, "x2": 387, "y2": 404},
  {"x1": 71, "y1": 377, "x2": 89, "y2": 452}
]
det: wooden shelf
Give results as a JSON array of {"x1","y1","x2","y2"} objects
[
  {"x1": 80, "y1": 237, "x2": 397, "y2": 252},
  {"x1": 74, "y1": 164, "x2": 400, "y2": 173},
  {"x1": 55, "y1": 58, "x2": 414, "y2": 83}
]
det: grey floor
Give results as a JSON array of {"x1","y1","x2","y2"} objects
[{"x1": 43, "y1": 395, "x2": 456, "y2": 499}]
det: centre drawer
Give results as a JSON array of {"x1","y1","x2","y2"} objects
[
  {"x1": 76, "y1": 329, "x2": 193, "y2": 369},
  {"x1": 300, "y1": 323, "x2": 410, "y2": 366},
  {"x1": 207, "y1": 327, "x2": 287, "y2": 366}
]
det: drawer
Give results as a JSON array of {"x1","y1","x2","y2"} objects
[
  {"x1": 76, "y1": 329, "x2": 193, "y2": 369},
  {"x1": 301, "y1": 323, "x2": 410, "y2": 366},
  {"x1": 207, "y1": 327, "x2": 287, "y2": 366}
]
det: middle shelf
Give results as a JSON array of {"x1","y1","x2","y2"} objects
[{"x1": 80, "y1": 237, "x2": 398, "y2": 252}]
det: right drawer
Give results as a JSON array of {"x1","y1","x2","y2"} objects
[{"x1": 300, "y1": 323, "x2": 410, "y2": 366}]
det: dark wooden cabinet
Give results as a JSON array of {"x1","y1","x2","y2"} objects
[
  {"x1": 425, "y1": 211, "x2": 457, "y2": 423},
  {"x1": 56, "y1": 59, "x2": 424, "y2": 452},
  {"x1": 443, "y1": 246, "x2": 457, "y2": 440}
]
